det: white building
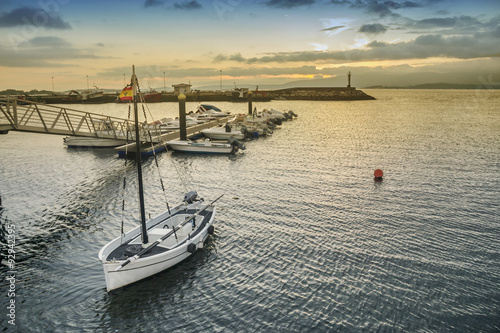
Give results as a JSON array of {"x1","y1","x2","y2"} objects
[{"x1": 172, "y1": 83, "x2": 192, "y2": 95}]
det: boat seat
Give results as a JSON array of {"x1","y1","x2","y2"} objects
[
  {"x1": 148, "y1": 228, "x2": 172, "y2": 243},
  {"x1": 175, "y1": 223, "x2": 193, "y2": 237}
]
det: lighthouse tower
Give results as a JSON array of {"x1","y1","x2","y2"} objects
[{"x1": 347, "y1": 71, "x2": 351, "y2": 88}]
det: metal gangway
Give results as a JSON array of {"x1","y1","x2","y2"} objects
[{"x1": 0, "y1": 97, "x2": 159, "y2": 141}]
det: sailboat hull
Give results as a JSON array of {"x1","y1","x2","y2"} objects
[{"x1": 98, "y1": 202, "x2": 215, "y2": 292}]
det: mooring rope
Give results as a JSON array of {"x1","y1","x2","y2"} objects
[{"x1": 119, "y1": 102, "x2": 132, "y2": 243}]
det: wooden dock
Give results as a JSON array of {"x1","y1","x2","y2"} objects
[{"x1": 116, "y1": 117, "x2": 229, "y2": 156}]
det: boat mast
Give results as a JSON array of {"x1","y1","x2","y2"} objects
[{"x1": 132, "y1": 65, "x2": 148, "y2": 244}]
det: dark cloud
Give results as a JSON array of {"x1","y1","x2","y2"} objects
[
  {"x1": 491, "y1": 25, "x2": 500, "y2": 38},
  {"x1": 321, "y1": 25, "x2": 346, "y2": 31},
  {"x1": 413, "y1": 16, "x2": 481, "y2": 29},
  {"x1": 19, "y1": 36, "x2": 70, "y2": 47},
  {"x1": 173, "y1": 1, "x2": 202, "y2": 10},
  {"x1": 263, "y1": 0, "x2": 315, "y2": 9},
  {"x1": 144, "y1": 0, "x2": 164, "y2": 8},
  {"x1": 329, "y1": 0, "x2": 351, "y2": 4},
  {"x1": 0, "y1": 36, "x2": 105, "y2": 67},
  {"x1": 366, "y1": 40, "x2": 388, "y2": 47},
  {"x1": 358, "y1": 23, "x2": 387, "y2": 35},
  {"x1": 0, "y1": 7, "x2": 71, "y2": 29},
  {"x1": 330, "y1": 0, "x2": 424, "y2": 18}
]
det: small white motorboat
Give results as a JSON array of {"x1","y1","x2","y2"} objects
[
  {"x1": 63, "y1": 136, "x2": 127, "y2": 148},
  {"x1": 201, "y1": 123, "x2": 245, "y2": 140},
  {"x1": 167, "y1": 137, "x2": 245, "y2": 154},
  {"x1": 196, "y1": 104, "x2": 231, "y2": 118},
  {"x1": 63, "y1": 118, "x2": 131, "y2": 148}
]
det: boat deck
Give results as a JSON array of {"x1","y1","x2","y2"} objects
[{"x1": 106, "y1": 209, "x2": 213, "y2": 261}]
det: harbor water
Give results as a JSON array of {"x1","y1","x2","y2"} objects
[{"x1": 1, "y1": 89, "x2": 499, "y2": 332}]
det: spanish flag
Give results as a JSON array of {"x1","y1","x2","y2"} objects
[{"x1": 119, "y1": 85, "x2": 133, "y2": 101}]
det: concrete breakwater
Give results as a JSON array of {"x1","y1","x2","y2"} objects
[
  {"x1": 267, "y1": 87, "x2": 375, "y2": 100},
  {"x1": 10, "y1": 87, "x2": 375, "y2": 104}
]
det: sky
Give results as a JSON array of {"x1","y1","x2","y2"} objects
[{"x1": 0, "y1": 0, "x2": 499, "y2": 91}]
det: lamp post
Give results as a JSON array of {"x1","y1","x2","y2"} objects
[
  {"x1": 220, "y1": 70, "x2": 222, "y2": 92},
  {"x1": 52, "y1": 77, "x2": 54, "y2": 93},
  {"x1": 163, "y1": 72, "x2": 166, "y2": 93}
]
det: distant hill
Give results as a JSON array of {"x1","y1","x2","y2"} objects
[{"x1": 0, "y1": 88, "x2": 121, "y2": 96}]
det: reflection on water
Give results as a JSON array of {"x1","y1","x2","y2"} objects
[{"x1": 1, "y1": 90, "x2": 499, "y2": 332}]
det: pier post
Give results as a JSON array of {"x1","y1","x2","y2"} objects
[
  {"x1": 178, "y1": 93, "x2": 187, "y2": 141},
  {"x1": 248, "y1": 90, "x2": 253, "y2": 115}
]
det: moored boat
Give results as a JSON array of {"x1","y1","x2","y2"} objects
[
  {"x1": 201, "y1": 123, "x2": 245, "y2": 140},
  {"x1": 98, "y1": 66, "x2": 221, "y2": 291},
  {"x1": 167, "y1": 137, "x2": 245, "y2": 154},
  {"x1": 63, "y1": 136, "x2": 127, "y2": 148}
]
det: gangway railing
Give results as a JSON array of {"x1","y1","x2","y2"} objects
[{"x1": 0, "y1": 98, "x2": 161, "y2": 141}]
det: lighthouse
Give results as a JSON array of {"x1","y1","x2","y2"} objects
[{"x1": 347, "y1": 71, "x2": 351, "y2": 88}]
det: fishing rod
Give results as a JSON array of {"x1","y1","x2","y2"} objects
[{"x1": 114, "y1": 194, "x2": 224, "y2": 271}]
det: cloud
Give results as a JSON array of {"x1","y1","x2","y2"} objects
[
  {"x1": 212, "y1": 33, "x2": 500, "y2": 64},
  {"x1": 310, "y1": 43, "x2": 328, "y2": 51},
  {"x1": 320, "y1": 18, "x2": 352, "y2": 36},
  {"x1": 358, "y1": 23, "x2": 387, "y2": 35},
  {"x1": 213, "y1": 53, "x2": 247, "y2": 62},
  {"x1": 321, "y1": 25, "x2": 345, "y2": 32},
  {"x1": 144, "y1": 0, "x2": 164, "y2": 8},
  {"x1": 263, "y1": 0, "x2": 315, "y2": 9},
  {"x1": 18, "y1": 36, "x2": 70, "y2": 48},
  {"x1": 173, "y1": 1, "x2": 202, "y2": 10},
  {"x1": 0, "y1": 7, "x2": 71, "y2": 29},
  {"x1": 366, "y1": 40, "x2": 388, "y2": 47},
  {"x1": 328, "y1": 0, "x2": 424, "y2": 18},
  {"x1": 0, "y1": 36, "x2": 105, "y2": 67},
  {"x1": 94, "y1": 59, "x2": 500, "y2": 89},
  {"x1": 411, "y1": 15, "x2": 481, "y2": 29}
]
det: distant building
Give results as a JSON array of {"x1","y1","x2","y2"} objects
[{"x1": 172, "y1": 83, "x2": 192, "y2": 95}]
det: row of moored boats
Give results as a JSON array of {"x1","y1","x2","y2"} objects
[{"x1": 63, "y1": 104, "x2": 298, "y2": 154}]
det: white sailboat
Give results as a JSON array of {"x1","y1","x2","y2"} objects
[{"x1": 98, "y1": 67, "x2": 221, "y2": 292}]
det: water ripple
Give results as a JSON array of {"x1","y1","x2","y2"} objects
[{"x1": 1, "y1": 92, "x2": 499, "y2": 331}]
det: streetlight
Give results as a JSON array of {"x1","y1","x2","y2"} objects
[
  {"x1": 220, "y1": 70, "x2": 222, "y2": 92},
  {"x1": 52, "y1": 77, "x2": 54, "y2": 93},
  {"x1": 163, "y1": 72, "x2": 166, "y2": 93}
]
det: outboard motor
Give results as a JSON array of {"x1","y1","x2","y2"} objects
[
  {"x1": 283, "y1": 112, "x2": 292, "y2": 120},
  {"x1": 240, "y1": 125, "x2": 250, "y2": 139},
  {"x1": 184, "y1": 191, "x2": 199, "y2": 204},
  {"x1": 272, "y1": 118, "x2": 282, "y2": 126},
  {"x1": 267, "y1": 121, "x2": 276, "y2": 130},
  {"x1": 225, "y1": 123, "x2": 232, "y2": 132},
  {"x1": 262, "y1": 125, "x2": 273, "y2": 135},
  {"x1": 228, "y1": 136, "x2": 246, "y2": 152},
  {"x1": 288, "y1": 110, "x2": 298, "y2": 118}
]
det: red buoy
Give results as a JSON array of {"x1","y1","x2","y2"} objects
[{"x1": 374, "y1": 169, "x2": 383, "y2": 180}]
